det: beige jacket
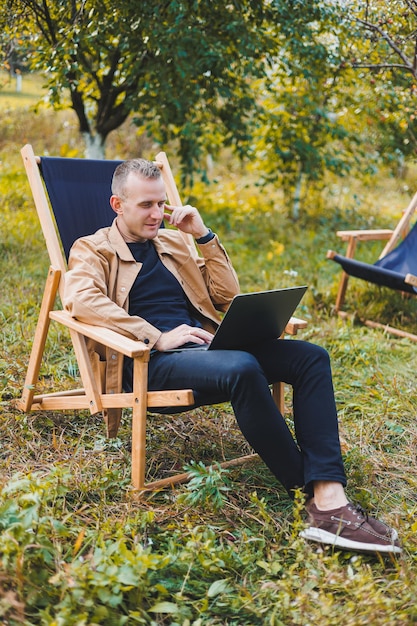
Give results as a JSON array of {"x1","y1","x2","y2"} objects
[{"x1": 64, "y1": 219, "x2": 240, "y2": 435}]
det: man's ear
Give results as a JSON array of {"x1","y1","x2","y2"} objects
[{"x1": 110, "y1": 194, "x2": 122, "y2": 215}]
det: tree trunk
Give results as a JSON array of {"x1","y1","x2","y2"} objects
[{"x1": 83, "y1": 133, "x2": 106, "y2": 160}]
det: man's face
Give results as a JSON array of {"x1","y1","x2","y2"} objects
[{"x1": 111, "y1": 172, "x2": 166, "y2": 242}]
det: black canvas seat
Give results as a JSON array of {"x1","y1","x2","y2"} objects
[
  {"x1": 40, "y1": 156, "x2": 121, "y2": 259},
  {"x1": 330, "y1": 221, "x2": 417, "y2": 295}
]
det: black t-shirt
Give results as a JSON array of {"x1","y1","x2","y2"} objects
[{"x1": 127, "y1": 240, "x2": 201, "y2": 332}]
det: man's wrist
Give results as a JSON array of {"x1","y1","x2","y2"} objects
[{"x1": 195, "y1": 228, "x2": 215, "y2": 244}]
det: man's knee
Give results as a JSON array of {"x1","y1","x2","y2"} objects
[
  {"x1": 300, "y1": 342, "x2": 332, "y2": 379},
  {"x1": 226, "y1": 351, "x2": 263, "y2": 381},
  {"x1": 308, "y1": 342, "x2": 330, "y2": 363},
  {"x1": 282, "y1": 341, "x2": 332, "y2": 385}
]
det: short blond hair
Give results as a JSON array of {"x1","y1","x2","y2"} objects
[{"x1": 112, "y1": 158, "x2": 161, "y2": 198}]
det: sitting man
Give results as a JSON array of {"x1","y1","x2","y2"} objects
[{"x1": 64, "y1": 157, "x2": 401, "y2": 555}]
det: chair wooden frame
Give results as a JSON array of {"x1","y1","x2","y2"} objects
[
  {"x1": 327, "y1": 191, "x2": 417, "y2": 342},
  {"x1": 17, "y1": 144, "x2": 307, "y2": 491}
]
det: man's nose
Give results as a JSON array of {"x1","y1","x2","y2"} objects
[{"x1": 150, "y1": 204, "x2": 163, "y2": 217}]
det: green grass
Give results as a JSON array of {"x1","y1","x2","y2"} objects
[
  {"x1": 1, "y1": 103, "x2": 417, "y2": 625},
  {"x1": 0, "y1": 71, "x2": 46, "y2": 108}
]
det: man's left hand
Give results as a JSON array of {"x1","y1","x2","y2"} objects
[{"x1": 164, "y1": 204, "x2": 209, "y2": 239}]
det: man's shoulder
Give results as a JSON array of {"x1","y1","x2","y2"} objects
[
  {"x1": 156, "y1": 228, "x2": 189, "y2": 248},
  {"x1": 73, "y1": 226, "x2": 112, "y2": 248},
  {"x1": 70, "y1": 224, "x2": 127, "y2": 261},
  {"x1": 154, "y1": 229, "x2": 199, "y2": 258}
]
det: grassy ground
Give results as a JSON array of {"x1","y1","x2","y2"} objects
[
  {"x1": 0, "y1": 71, "x2": 46, "y2": 109},
  {"x1": 1, "y1": 85, "x2": 417, "y2": 625}
]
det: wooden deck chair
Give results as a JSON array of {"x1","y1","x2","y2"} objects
[
  {"x1": 326, "y1": 191, "x2": 417, "y2": 341},
  {"x1": 17, "y1": 144, "x2": 306, "y2": 491}
]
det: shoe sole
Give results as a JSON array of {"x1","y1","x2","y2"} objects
[{"x1": 300, "y1": 527, "x2": 402, "y2": 554}]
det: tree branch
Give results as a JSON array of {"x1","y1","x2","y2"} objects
[
  {"x1": 352, "y1": 62, "x2": 416, "y2": 74},
  {"x1": 413, "y1": 33, "x2": 417, "y2": 72},
  {"x1": 404, "y1": 0, "x2": 417, "y2": 18},
  {"x1": 356, "y1": 16, "x2": 416, "y2": 76}
]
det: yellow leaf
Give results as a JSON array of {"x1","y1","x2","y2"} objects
[{"x1": 73, "y1": 528, "x2": 86, "y2": 555}]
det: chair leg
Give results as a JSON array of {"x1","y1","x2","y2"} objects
[
  {"x1": 272, "y1": 381, "x2": 285, "y2": 415},
  {"x1": 19, "y1": 267, "x2": 61, "y2": 411},
  {"x1": 131, "y1": 356, "x2": 149, "y2": 490},
  {"x1": 334, "y1": 271, "x2": 350, "y2": 312},
  {"x1": 334, "y1": 237, "x2": 358, "y2": 312},
  {"x1": 69, "y1": 329, "x2": 103, "y2": 414}
]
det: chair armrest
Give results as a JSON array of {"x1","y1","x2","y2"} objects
[
  {"x1": 336, "y1": 229, "x2": 393, "y2": 242},
  {"x1": 328, "y1": 229, "x2": 394, "y2": 263},
  {"x1": 405, "y1": 273, "x2": 417, "y2": 288},
  {"x1": 49, "y1": 310, "x2": 150, "y2": 359},
  {"x1": 52, "y1": 309, "x2": 308, "y2": 348},
  {"x1": 284, "y1": 316, "x2": 308, "y2": 335}
]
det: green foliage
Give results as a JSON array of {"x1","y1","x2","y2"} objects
[
  {"x1": 1, "y1": 0, "x2": 272, "y2": 166},
  {"x1": 2, "y1": 0, "x2": 415, "y2": 217},
  {"x1": 178, "y1": 461, "x2": 231, "y2": 511},
  {"x1": 249, "y1": 2, "x2": 356, "y2": 201},
  {"x1": 346, "y1": 0, "x2": 417, "y2": 163},
  {"x1": 1, "y1": 460, "x2": 416, "y2": 624}
]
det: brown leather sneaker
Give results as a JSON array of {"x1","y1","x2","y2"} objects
[{"x1": 300, "y1": 502, "x2": 402, "y2": 554}]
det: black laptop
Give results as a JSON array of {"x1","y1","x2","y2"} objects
[{"x1": 168, "y1": 285, "x2": 307, "y2": 352}]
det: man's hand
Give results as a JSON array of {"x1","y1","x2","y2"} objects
[
  {"x1": 154, "y1": 324, "x2": 214, "y2": 352},
  {"x1": 164, "y1": 204, "x2": 209, "y2": 240}
]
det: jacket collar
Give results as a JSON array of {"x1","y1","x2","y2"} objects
[
  {"x1": 107, "y1": 219, "x2": 145, "y2": 262},
  {"x1": 152, "y1": 234, "x2": 173, "y2": 257},
  {"x1": 108, "y1": 218, "x2": 171, "y2": 261},
  {"x1": 107, "y1": 219, "x2": 130, "y2": 261}
]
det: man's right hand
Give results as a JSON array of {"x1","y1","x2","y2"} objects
[{"x1": 154, "y1": 324, "x2": 214, "y2": 352}]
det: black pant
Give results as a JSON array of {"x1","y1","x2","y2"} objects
[{"x1": 125, "y1": 339, "x2": 347, "y2": 497}]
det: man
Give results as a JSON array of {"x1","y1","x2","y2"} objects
[{"x1": 64, "y1": 157, "x2": 401, "y2": 555}]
